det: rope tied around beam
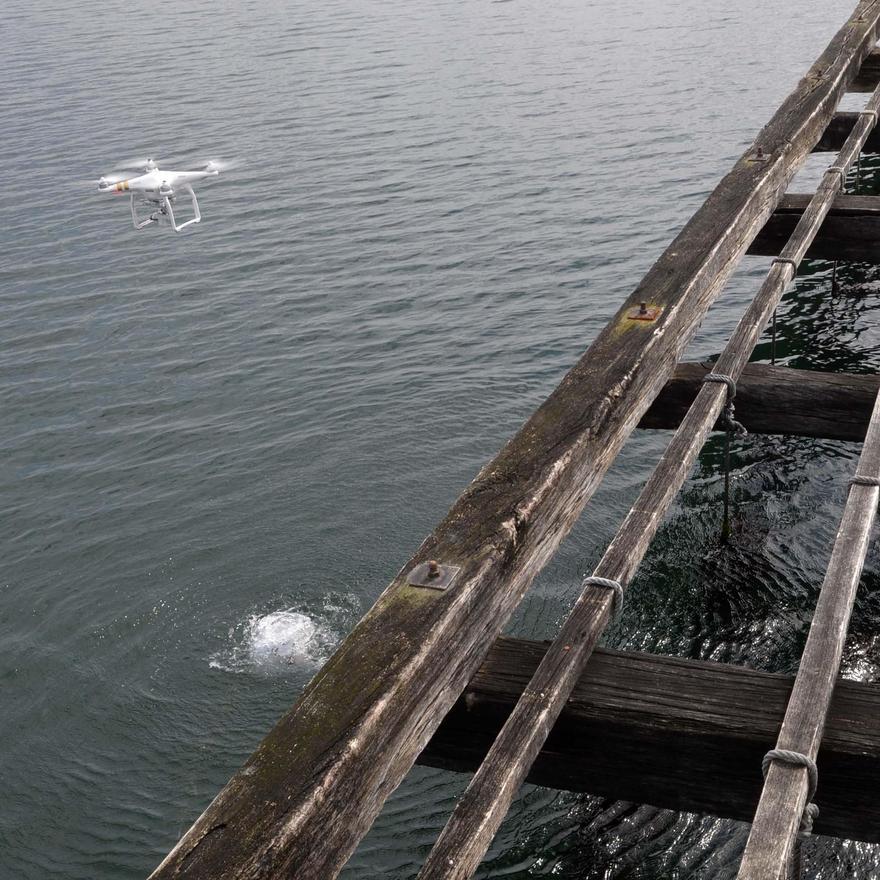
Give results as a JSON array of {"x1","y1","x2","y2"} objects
[
  {"x1": 702, "y1": 373, "x2": 748, "y2": 437},
  {"x1": 826, "y1": 165, "x2": 847, "y2": 185},
  {"x1": 772, "y1": 256, "x2": 799, "y2": 274},
  {"x1": 850, "y1": 474, "x2": 880, "y2": 488},
  {"x1": 581, "y1": 576, "x2": 624, "y2": 623},
  {"x1": 761, "y1": 749, "x2": 820, "y2": 838}
]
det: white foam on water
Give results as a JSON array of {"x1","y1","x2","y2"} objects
[
  {"x1": 210, "y1": 595, "x2": 359, "y2": 674},
  {"x1": 247, "y1": 610, "x2": 321, "y2": 664}
]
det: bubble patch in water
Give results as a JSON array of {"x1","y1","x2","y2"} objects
[{"x1": 209, "y1": 599, "x2": 356, "y2": 674}]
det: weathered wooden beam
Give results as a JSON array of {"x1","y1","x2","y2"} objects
[
  {"x1": 416, "y1": 49, "x2": 880, "y2": 880},
  {"x1": 148, "y1": 6, "x2": 880, "y2": 879},
  {"x1": 641, "y1": 361, "x2": 879, "y2": 441},
  {"x1": 417, "y1": 637, "x2": 880, "y2": 844},
  {"x1": 815, "y1": 111, "x2": 880, "y2": 151},
  {"x1": 850, "y1": 46, "x2": 880, "y2": 90},
  {"x1": 738, "y1": 379, "x2": 880, "y2": 870},
  {"x1": 749, "y1": 193, "x2": 880, "y2": 261}
]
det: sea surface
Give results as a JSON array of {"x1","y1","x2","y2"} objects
[{"x1": 3, "y1": 0, "x2": 880, "y2": 877}]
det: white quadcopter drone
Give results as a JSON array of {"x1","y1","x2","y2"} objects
[{"x1": 97, "y1": 158, "x2": 226, "y2": 232}]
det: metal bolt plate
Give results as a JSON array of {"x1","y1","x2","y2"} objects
[
  {"x1": 626, "y1": 303, "x2": 663, "y2": 322},
  {"x1": 407, "y1": 560, "x2": 461, "y2": 590}
]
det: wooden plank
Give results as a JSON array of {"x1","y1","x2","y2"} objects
[
  {"x1": 749, "y1": 193, "x2": 880, "y2": 261},
  {"x1": 815, "y1": 111, "x2": 880, "y2": 151},
  {"x1": 416, "y1": 33, "x2": 880, "y2": 880},
  {"x1": 417, "y1": 637, "x2": 880, "y2": 844},
  {"x1": 641, "y1": 361, "x2": 879, "y2": 441},
  {"x1": 148, "y1": 6, "x2": 880, "y2": 879},
  {"x1": 851, "y1": 46, "x2": 880, "y2": 90},
  {"x1": 737, "y1": 367, "x2": 880, "y2": 866}
]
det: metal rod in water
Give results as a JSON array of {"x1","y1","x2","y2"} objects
[
  {"x1": 771, "y1": 311, "x2": 777, "y2": 365},
  {"x1": 722, "y1": 429, "x2": 732, "y2": 543}
]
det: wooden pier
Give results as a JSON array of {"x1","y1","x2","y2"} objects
[{"x1": 149, "y1": 3, "x2": 880, "y2": 878}]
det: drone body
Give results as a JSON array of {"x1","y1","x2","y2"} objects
[{"x1": 97, "y1": 159, "x2": 224, "y2": 232}]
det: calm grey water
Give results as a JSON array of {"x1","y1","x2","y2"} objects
[{"x1": 4, "y1": 0, "x2": 880, "y2": 877}]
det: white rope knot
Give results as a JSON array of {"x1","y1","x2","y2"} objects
[
  {"x1": 703, "y1": 373, "x2": 748, "y2": 437},
  {"x1": 800, "y1": 802, "x2": 820, "y2": 837},
  {"x1": 582, "y1": 576, "x2": 624, "y2": 623},
  {"x1": 762, "y1": 749, "x2": 819, "y2": 838}
]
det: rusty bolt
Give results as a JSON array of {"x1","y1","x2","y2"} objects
[
  {"x1": 427, "y1": 560, "x2": 441, "y2": 578},
  {"x1": 639, "y1": 301, "x2": 648, "y2": 316}
]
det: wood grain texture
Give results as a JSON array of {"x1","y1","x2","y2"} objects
[
  {"x1": 737, "y1": 386, "x2": 880, "y2": 873},
  {"x1": 749, "y1": 193, "x2": 880, "y2": 262},
  {"x1": 641, "y1": 361, "x2": 879, "y2": 441},
  {"x1": 148, "y1": 5, "x2": 880, "y2": 879},
  {"x1": 417, "y1": 637, "x2": 880, "y2": 843},
  {"x1": 417, "y1": 21, "x2": 880, "y2": 880}
]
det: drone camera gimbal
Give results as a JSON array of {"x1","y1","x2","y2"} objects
[{"x1": 130, "y1": 183, "x2": 201, "y2": 233}]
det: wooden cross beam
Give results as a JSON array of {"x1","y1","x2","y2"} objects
[
  {"x1": 642, "y1": 362, "x2": 879, "y2": 442},
  {"x1": 418, "y1": 637, "x2": 880, "y2": 845},
  {"x1": 751, "y1": 194, "x2": 880, "y2": 261}
]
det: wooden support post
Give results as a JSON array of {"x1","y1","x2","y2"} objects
[
  {"x1": 416, "y1": 57, "x2": 880, "y2": 880},
  {"x1": 641, "y1": 362, "x2": 880, "y2": 441},
  {"x1": 737, "y1": 382, "x2": 880, "y2": 874},
  {"x1": 148, "y1": 6, "x2": 880, "y2": 879},
  {"x1": 749, "y1": 194, "x2": 880, "y2": 262},
  {"x1": 417, "y1": 637, "x2": 880, "y2": 844}
]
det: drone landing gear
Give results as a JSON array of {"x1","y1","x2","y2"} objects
[
  {"x1": 130, "y1": 184, "x2": 201, "y2": 233},
  {"x1": 164, "y1": 184, "x2": 201, "y2": 232}
]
